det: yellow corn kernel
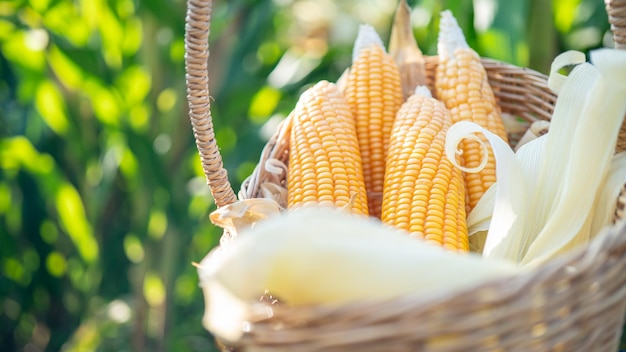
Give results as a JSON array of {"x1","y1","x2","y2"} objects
[
  {"x1": 435, "y1": 10, "x2": 508, "y2": 213},
  {"x1": 287, "y1": 80, "x2": 369, "y2": 215},
  {"x1": 382, "y1": 87, "x2": 469, "y2": 252},
  {"x1": 346, "y1": 26, "x2": 403, "y2": 218}
]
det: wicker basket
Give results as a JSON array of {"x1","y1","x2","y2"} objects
[{"x1": 185, "y1": 0, "x2": 626, "y2": 350}]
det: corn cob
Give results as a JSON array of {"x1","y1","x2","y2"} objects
[
  {"x1": 287, "y1": 80, "x2": 369, "y2": 215},
  {"x1": 382, "y1": 86, "x2": 469, "y2": 252},
  {"x1": 435, "y1": 10, "x2": 508, "y2": 213},
  {"x1": 345, "y1": 25, "x2": 403, "y2": 218}
]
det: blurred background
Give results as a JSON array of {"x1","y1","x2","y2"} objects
[{"x1": 0, "y1": 0, "x2": 615, "y2": 351}]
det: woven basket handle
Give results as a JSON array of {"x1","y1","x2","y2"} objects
[
  {"x1": 185, "y1": 0, "x2": 237, "y2": 207},
  {"x1": 607, "y1": 0, "x2": 626, "y2": 49}
]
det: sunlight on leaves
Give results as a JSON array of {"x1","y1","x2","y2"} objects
[
  {"x1": 477, "y1": 29, "x2": 514, "y2": 64},
  {"x1": 123, "y1": 234, "x2": 145, "y2": 263},
  {"x1": 55, "y1": 184, "x2": 99, "y2": 262},
  {"x1": 147, "y1": 210, "x2": 167, "y2": 240},
  {"x1": 129, "y1": 104, "x2": 150, "y2": 131},
  {"x1": 516, "y1": 41, "x2": 530, "y2": 68},
  {"x1": 169, "y1": 38, "x2": 185, "y2": 63},
  {"x1": 29, "y1": 0, "x2": 53, "y2": 13},
  {"x1": 99, "y1": 8, "x2": 124, "y2": 68},
  {"x1": 62, "y1": 321, "x2": 100, "y2": 351},
  {"x1": 0, "y1": 183, "x2": 10, "y2": 214},
  {"x1": 257, "y1": 41, "x2": 282, "y2": 65},
  {"x1": 78, "y1": 0, "x2": 100, "y2": 27},
  {"x1": 35, "y1": 80, "x2": 70, "y2": 136},
  {"x1": 553, "y1": 0, "x2": 582, "y2": 33},
  {"x1": 0, "y1": 137, "x2": 55, "y2": 175},
  {"x1": 17, "y1": 7, "x2": 42, "y2": 28},
  {"x1": 117, "y1": 66, "x2": 151, "y2": 107},
  {"x1": 48, "y1": 45, "x2": 84, "y2": 90},
  {"x1": 116, "y1": 0, "x2": 135, "y2": 19},
  {"x1": 0, "y1": 2, "x2": 17, "y2": 16},
  {"x1": 249, "y1": 86, "x2": 282, "y2": 124},
  {"x1": 143, "y1": 273, "x2": 166, "y2": 307},
  {"x1": 122, "y1": 18, "x2": 142, "y2": 55},
  {"x1": 46, "y1": 251, "x2": 67, "y2": 277},
  {"x1": 85, "y1": 80, "x2": 121, "y2": 126},
  {"x1": 157, "y1": 88, "x2": 177, "y2": 113},
  {"x1": 2, "y1": 30, "x2": 46, "y2": 70},
  {"x1": 43, "y1": 3, "x2": 90, "y2": 46},
  {"x1": 0, "y1": 19, "x2": 15, "y2": 40}
]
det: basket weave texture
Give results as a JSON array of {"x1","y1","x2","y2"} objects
[{"x1": 185, "y1": 0, "x2": 626, "y2": 350}]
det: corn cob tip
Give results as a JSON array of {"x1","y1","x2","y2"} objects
[
  {"x1": 353, "y1": 24, "x2": 385, "y2": 63},
  {"x1": 438, "y1": 10, "x2": 469, "y2": 61},
  {"x1": 414, "y1": 85, "x2": 432, "y2": 98}
]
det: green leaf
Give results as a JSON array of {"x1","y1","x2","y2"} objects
[
  {"x1": 55, "y1": 183, "x2": 99, "y2": 262},
  {"x1": 122, "y1": 18, "x2": 142, "y2": 56},
  {"x1": 123, "y1": 233, "x2": 144, "y2": 263},
  {"x1": 0, "y1": 136, "x2": 55, "y2": 175},
  {"x1": 0, "y1": 183, "x2": 10, "y2": 214},
  {"x1": 2, "y1": 30, "x2": 47, "y2": 71},
  {"x1": 553, "y1": 0, "x2": 583, "y2": 33},
  {"x1": 85, "y1": 79, "x2": 121, "y2": 126},
  {"x1": 48, "y1": 45, "x2": 85, "y2": 90},
  {"x1": 0, "y1": 19, "x2": 16, "y2": 41},
  {"x1": 116, "y1": 66, "x2": 151, "y2": 107},
  {"x1": 46, "y1": 251, "x2": 67, "y2": 277},
  {"x1": 143, "y1": 272, "x2": 166, "y2": 307},
  {"x1": 35, "y1": 80, "x2": 70, "y2": 135},
  {"x1": 248, "y1": 85, "x2": 281, "y2": 124},
  {"x1": 44, "y1": 3, "x2": 91, "y2": 46}
]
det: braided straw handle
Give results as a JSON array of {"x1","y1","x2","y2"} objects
[{"x1": 185, "y1": 0, "x2": 237, "y2": 207}]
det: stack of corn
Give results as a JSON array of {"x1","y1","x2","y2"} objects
[{"x1": 285, "y1": 5, "x2": 507, "y2": 253}]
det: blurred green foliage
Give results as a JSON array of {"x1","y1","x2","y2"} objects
[{"x1": 0, "y1": 0, "x2": 615, "y2": 351}]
